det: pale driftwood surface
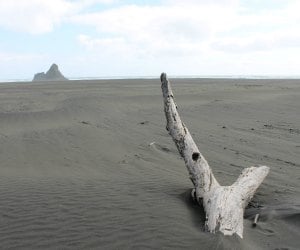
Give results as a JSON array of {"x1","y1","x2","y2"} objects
[{"x1": 160, "y1": 73, "x2": 269, "y2": 238}]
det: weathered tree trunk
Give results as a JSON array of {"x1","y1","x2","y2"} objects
[{"x1": 160, "y1": 73, "x2": 269, "y2": 238}]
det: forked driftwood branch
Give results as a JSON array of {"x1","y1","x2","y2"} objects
[{"x1": 160, "y1": 73, "x2": 269, "y2": 238}]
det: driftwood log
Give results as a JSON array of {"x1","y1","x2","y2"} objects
[{"x1": 160, "y1": 73, "x2": 269, "y2": 238}]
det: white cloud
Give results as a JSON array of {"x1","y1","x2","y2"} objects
[
  {"x1": 212, "y1": 28, "x2": 300, "y2": 53},
  {"x1": 0, "y1": 0, "x2": 115, "y2": 34},
  {"x1": 73, "y1": 1, "x2": 239, "y2": 58},
  {"x1": 210, "y1": 1, "x2": 300, "y2": 53},
  {"x1": 72, "y1": 0, "x2": 300, "y2": 76},
  {"x1": 0, "y1": 0, "x2": 74, "y2": 34},
  {"x1": 73, "y1": 1, "x2": 300, "y2": 56}
]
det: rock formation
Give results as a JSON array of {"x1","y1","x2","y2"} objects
[{"x1": 33, "y1": 64, "x2": 68, "y2": 81}]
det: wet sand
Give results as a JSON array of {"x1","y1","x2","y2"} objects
[{"x1": 0, "y1": 78, "x2": 299, "y2": 249}]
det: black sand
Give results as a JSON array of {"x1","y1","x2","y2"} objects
[{"x1": 0, "y1": 79, "x2": 299, "y2": 249}]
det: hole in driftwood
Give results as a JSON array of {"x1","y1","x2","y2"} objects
[{"x1": 192, "y1": 152, "x2": 200, "y2": 161}]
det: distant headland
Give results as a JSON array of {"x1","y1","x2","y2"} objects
[{"x1": 33, "y1": 64, "x2": 68, "y2": 81}]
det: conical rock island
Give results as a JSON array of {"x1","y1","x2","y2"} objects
[{"x1": 33, "y1": 64, "x2": 68, "y2": 81}]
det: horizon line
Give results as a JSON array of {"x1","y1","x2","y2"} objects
[{"x1": 1, "y1": 74, "x2": 300, "y2": 82}]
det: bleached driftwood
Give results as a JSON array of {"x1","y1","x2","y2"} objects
[{"x1": 160, "y1": 73, "x2": 269, "y2": 238}]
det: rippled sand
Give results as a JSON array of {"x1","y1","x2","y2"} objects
[{"x1": 0, "y1": 79, "x2": 299, "y2": 249}]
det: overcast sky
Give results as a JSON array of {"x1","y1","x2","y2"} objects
[{"x1": 0, "y1": 0, "x2": 300, "y2": 79}]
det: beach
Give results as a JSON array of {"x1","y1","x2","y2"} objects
[{"x1": 0, "y1": 78, "x2": 299, "y2": 249}]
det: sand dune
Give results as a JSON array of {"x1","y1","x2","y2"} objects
[{"x1": 0, "y1": 79, "x2": 299, "y2": 249}]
